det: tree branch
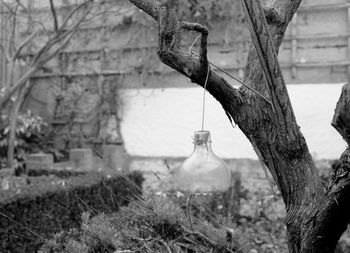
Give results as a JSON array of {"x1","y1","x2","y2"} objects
[
  {"x1": 130, "y1": 0, "x2": 243, "y2": 118},
  {"x1": 0, "y1": 43, "x2": 11, "y2": 63},
  {"x1": 298, "y1": 83, "x2": 350, "y2": 252},
  {"x1": 241, "y1": 0, "x2": 295, "y2": 131},
  {"x1": 8, "y1": 3, "x2": 19, "y2": 56},
  {"x1": 49, "y1": 0, "x2": 59, "y2": 34},
  {"x1": 332, "y1": 83, "x2": 350, "y2": 144},
  {"x1": 60, "y1": 0, "x2": 93, "y2": 30},
  {"x1": 129, "y1": 0, "x2": 159, "y2": 20},
  {"x1": 12, "y1": 31, "x2": 37, "y2": 61},
  {"x1": 243, "y1": 0, "x2": 302, "y2": 96},
  {"x1": 0, "y1": 1, "x2": 93, "y2": 109}
]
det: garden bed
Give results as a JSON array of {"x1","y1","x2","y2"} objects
[{"x1": 0, "y1": 169, "x2": 143, "y2": 253}]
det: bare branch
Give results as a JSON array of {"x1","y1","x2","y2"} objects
[
  {"x1": 0, "y1": 1, "x2": 92, "y2": 109},
  {"x1": 14, "y1": 0, "x2": 28, "y2": 14},
  {"x1": 332, "y1": 83, "x2": 350, "y2": 145},
  {"x1": 33, "y1": 1, "x2": 92, "y2": 66},
  {"x1": 130, "y1": 0, "x2": 243, "y2": 118},
  {"x1": 0, "y1": 43, "x2": 11, "y2": 62},
  {"x1": 7, "y1": 81, "x2": 31, "y2": 169},
  {"x1": 0, "y1": 64, "x2": 38, "y2": 108},
  {"x1": 8, "y1": 3, "x2": 19, "y2": 56},
  {"x1": 60, "y1": 0, "x2": 93, "y2": 30},
  {"x1": 0, "y1": 0, "x2": 17, "y2": 16},
  {"x1": 12, "y1": 31, "x2": 37, "y2": 61},
  {"x1": 129, "y1": 0, "x2": 159, "y2": 20},
  {"x1": 49, "y1": 0, "x2": 59, "y2": 34}
]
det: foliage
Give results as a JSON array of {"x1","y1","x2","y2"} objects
[
  {"x1": 0, "y1": 171, "x2": 143, "y2": 253},
  {"x1": 129, "y1": 0, "x2": 244, "y2": 27},
  {"x1": 39, "y1": 191, "x2": 292, "y2": 253},
  {"x1": 40, "y1": 195, "x2": 248, "y2": 253},
  {"x1": 179, "y1": 0, "x2": 244, "y2": 25},
  {"x1": 26, "y1": 168, "x2": 85, "y2": 178},
  {"x1": 0, "y1": 110, "x2": 62, "y2": 170}
]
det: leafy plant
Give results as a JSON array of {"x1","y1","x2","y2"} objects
[{"x1": 0, "y1": 110, "x2": 62, "y2": 170}]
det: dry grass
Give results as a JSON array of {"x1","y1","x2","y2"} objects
[{"x1": 40, "y1": 192, "x2": 256, "y2": 253}]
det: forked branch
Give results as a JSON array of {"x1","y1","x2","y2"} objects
[{"x1": 130, "y1": 0, "x2": 243, "y2": 116}]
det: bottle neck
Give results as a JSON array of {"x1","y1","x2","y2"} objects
[{"x1": 194, "y1": 141, "x2": 212, "y2": 151}]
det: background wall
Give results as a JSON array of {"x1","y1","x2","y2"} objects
[
  {"x1": 121, "y1": 84, "x2": 346, "y2": 160},
  {"x1": 1, "y1": 0, "x2": 349, "y2": 160}
]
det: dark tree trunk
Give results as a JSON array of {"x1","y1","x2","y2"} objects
[{"x1": 128, "y1": 0, "x2": 350, "y2": 252}]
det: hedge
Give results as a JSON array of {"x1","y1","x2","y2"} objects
[{"x1": 0, "y1": 171, "x2": 143, "y2": 253}]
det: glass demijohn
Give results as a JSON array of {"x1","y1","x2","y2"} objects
[{"x1": 173, "y1": 130, "x2": 231, "y2": 193}]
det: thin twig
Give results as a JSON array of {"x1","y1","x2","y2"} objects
[
  {"x1": 0, "y1": 211, "x2": 49, "y2": 243},
  {"x1": 12, "y1": 31, "x2": 37, "y2": 60},
  {"x1": 49, "y1": 0, "x2": 59, "y2": 34},
  {"x1": 158, "y1": 239, "x2": 172, "y2": 253},
  {"x1": 78, "y1": 126, "x2": 104, "y2": 159}
]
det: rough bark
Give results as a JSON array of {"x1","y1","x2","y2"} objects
[
  {"x1": 128, "y1": 0, "x2": 350, "y2": 252},
  {"x1": 333, "y1": 84, "x2": 350, "y2": 144}
]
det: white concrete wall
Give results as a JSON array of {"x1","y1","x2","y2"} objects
[{"x1": 120, "y1": 84, "x2": 347, "y2": 160}]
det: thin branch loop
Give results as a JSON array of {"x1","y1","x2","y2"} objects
[{"x1": 181, "y1": 21, "x2": 208, "y2": 69}]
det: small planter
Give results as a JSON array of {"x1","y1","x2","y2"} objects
[{"x1": 26, "y1": 153, "x2": 54, "y2": 171}]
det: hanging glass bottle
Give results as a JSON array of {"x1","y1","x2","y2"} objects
[{"x1": 173, "y1": 130, "x2": 231, "y2": 193}]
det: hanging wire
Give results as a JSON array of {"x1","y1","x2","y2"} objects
[
  {"x1": 185, "y1": 36, "x2": 271, "y2": 105},
  {"x1": 190, "y1": 51, "x2": 272, "y2": 105},
  {"x1": 201, "y1": 64, "x2": 210, "y2": 130},
  {"x1": 185, "y1": 35, "x2": 272, "y2": 238}
]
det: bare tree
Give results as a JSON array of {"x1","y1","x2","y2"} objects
[
  {"x1": 0, "y1": 0, "x2": 93, "y2": 168},
  {"x1": 129, "y1": 0, "x2": 350, "y2": 252}
]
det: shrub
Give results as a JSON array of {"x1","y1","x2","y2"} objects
[
  {"x1": 0, "y1": 111, "x2": 63, "y2": 170},
  {"x1": 0, "y1": 171, "x2": 143, "y2": 253},
  {"x1": 40, "y1": 194, "x2": 251, "y2": 253}
]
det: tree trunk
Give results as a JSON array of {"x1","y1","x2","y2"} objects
[
  {"x1": 7, "y1": 82, "x2": 31, "y2": 169},
  {"x1": 129, "y1": 0, "x2": 350, "y2": 252}
]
